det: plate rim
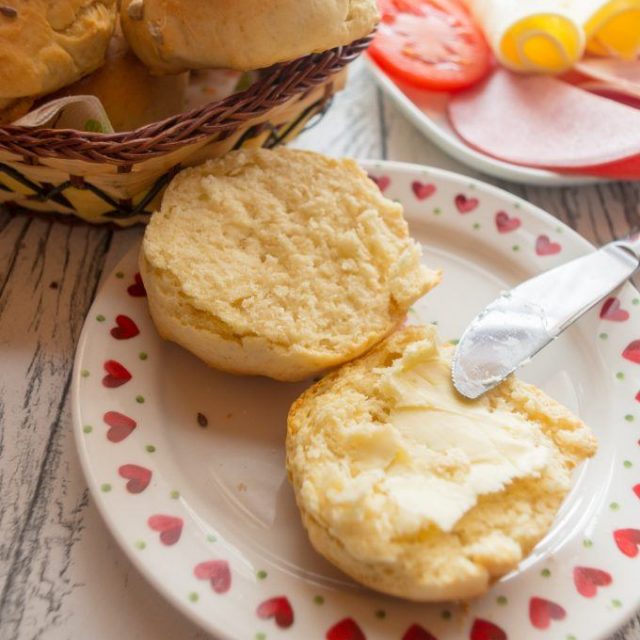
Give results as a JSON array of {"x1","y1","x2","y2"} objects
[
  {"x1": 71, "y1": 159, "x2": 639, "y2": 640},
  {"x1": 365, "y1": 57, "x2": 608, "y2": 188}
]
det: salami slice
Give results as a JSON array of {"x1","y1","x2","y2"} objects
[{"x1": 448, "y1": 68, "x2": 640, "y2": 177}]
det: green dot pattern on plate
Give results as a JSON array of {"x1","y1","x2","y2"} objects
[
  {"x1": 441, "y1": 610, "x2": 452, "y2": 620},
  {"x1": 188, "y1": 592, "x2": 199, "y2": 603},
  {"x1": 115, "y1": 272, "x2": 124, "y2": 279},
  {"x1": 207, "y1": 534, "x2": 217, "y2": 543},
  {"x1": 136, "y1": 395, "x2": 145, "y2": 404},
  {"x1": 257, "y1": 570, "x2": 267, "y2": 580},
  {"x1": 83, "y1": 425, "x2": 93, "y2": 434},
  {"x1": 583, "y1": 539, "x2": 593, "y2": 548},
  {"x1": 433, "y1": 208, "x2": 442, "y2": 215},
  {"x1": 624, "y1": 460, "x2": 633, "y2": 468},
  {"x1": 612, "y1": 599, "x2": 622, "y2": 608},
  {"x1": 610, "y1": 502, "x2": 620, "y2": 511},
  {"x1": 96, "y1": 314, "x2": 105, "y2": 322},
  {"x1": 599, "y1": 333, "x2": 608, "y2": 340},
  {"x1": 617, "y1": 372, "x2": 625, "y2": 380},
  {"x1": 375, "y1": 609, "x2": 386, "y2": 619},
  {"x1": 514, "y1": 202, "x2": 521, "y2": 209},
  {"x1": 473, "y1": 222, "x2": 481, "y2": 230},
  {"x1": 255, "y1": 633, "x2": 266, "y2": 640},
  {"x1": 512, "y1": 245, "x2": 520, "y2": 252},
  {"x1": 313, "y1": 595, "x2": 324, "y2": 605},
  {"x1": 146, "y1": 445, "x2": 156, "y2": 453},
  {"x1": 625, "y1": 414, "x2": 634, "y2": 422},
  {"x1": 449, "y1": 339, "x2": 459, "y2": 346},
  {"x1": 139, "y1": 352, "x2": 148, "y2": 361},
  {"x1": 100, "y1": 483, "x2": 111, "y2": 492},
  {"x1": 497, "y1": 596, "x2": 508, "y2": 606},
  {"x1": 170, "y1": 490, "x2": 180, "y2": 499},
  {"x1": 134, "y1": 540, "x2": 146, "y2": 550},
  {"x1": 567, "y1": 635, "x2": 577, "y2": 640},
  {"x1": 541, "y1": 568, "x2": 551, "y2": 577},
  {"x1": 633, "y1": 298, "x2": 639, "y2": 305},
  {"x1": 81, "y1": 369, "x2": 90, "y2": 378}
]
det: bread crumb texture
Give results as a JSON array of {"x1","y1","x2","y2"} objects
[
  {"x1": 286, "y1": 325, "x2": 597, "y2": 601},
  {"x1": 141, "y1": 148, "x2": 439, "y2": 381}
]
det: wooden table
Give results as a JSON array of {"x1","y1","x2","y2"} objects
[{"x1": 1, "y1": 59, "x2": 639, "y2": 640}]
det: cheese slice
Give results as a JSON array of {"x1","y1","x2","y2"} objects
[{"x1": 461, "y1": 0, "x2": 585, "y2": 73}]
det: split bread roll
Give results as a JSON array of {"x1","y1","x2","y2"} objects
[
  {"x1": 140, "y1": 148, "x2": 440, "y2": 382},
  {"x1": 0, "y1": 1, "x2": 117, "y2": 118},
  {"x1": 120, "y1": 0, "x2": 379, "y2": 74},
  {"x1": 58, "y1": 33, "x2": 188, "y2": 131},
  {"x1": 287, "y1": 325, "x2": 597, "y2": 601}
]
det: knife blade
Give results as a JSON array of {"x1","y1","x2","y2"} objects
[{"x1": 452, "y1": 236, "x2": 640, "y2": 399}]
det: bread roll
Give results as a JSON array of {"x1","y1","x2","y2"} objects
[
  {"x1": 121, "y1": 0, "x2": 379, "y2": 74},
  {"x1": 59, "y1": 33, "x2": 188, "y2": 131},
  {"x1": 287, "y1": 325, "x2": 597, "y2": 601},
  {"x1": 139, "y1": 148, "x2": 440, "y2": 381},
  {"x1": 0, "y1": 1, "x2": 117, "y2": 102}
]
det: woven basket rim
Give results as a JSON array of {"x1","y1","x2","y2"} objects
[{"x1": 0, "y1": 35, "x2": 371, "y2": 165}]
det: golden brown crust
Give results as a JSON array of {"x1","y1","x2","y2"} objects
[
  {"x1": 120, "y1": 0, "x2": 379, "y2": 73},
  {"x1": 0, "y1": 1, "x2": 117, "y2": 100}
]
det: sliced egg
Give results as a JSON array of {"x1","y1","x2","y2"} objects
[
  {"x1": 462, "y1": 0, "x2": 585, "y2": 73},
  {"x1": 568, "y1": 0, "x2": 640, "y2": 59}
]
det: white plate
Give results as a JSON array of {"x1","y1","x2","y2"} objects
[
  {"x1": 73, "y1": 161, "x2": 640, "y2": 640},
  {"x1": 366, "y1": 58, "x2": 604, "y2": 187}
]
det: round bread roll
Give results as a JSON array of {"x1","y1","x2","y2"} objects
[
  {"x1": 0, "y1": 1, "x2": 117, "y2": 102},
  {"x1": 287, "y1": 325, "x2": 597, "y2": 601},
  {"x1": 59, "y1": 33, "x2": 188, "y2": 131},
  {"x1": 121, "y1": 0, "x2": 379, "y2": 74},
  {"x1": 139, "y1": 148, "x2": 440, "y2": 382}
]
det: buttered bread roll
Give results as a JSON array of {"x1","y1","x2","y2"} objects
[
  {"x1": 0, "y1": 1, "x2": 117, "y2": 121},
  {"x1": 287, "y1": 325, "x2": 597, "y2": 601},
  {"x1": 121, "y1": 0, "x2": 379, "y2": 74},
  {"x1": 140, "y1": 148, "x2": 440, "y2": 382}
]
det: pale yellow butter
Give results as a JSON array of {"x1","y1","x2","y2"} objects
[{"x1": 304, "y1": 330, "x2": 552, "y2": 551}]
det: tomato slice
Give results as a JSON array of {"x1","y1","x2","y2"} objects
[{"x1": 369, "y1": 0, "x2": 493, "y2": 92}]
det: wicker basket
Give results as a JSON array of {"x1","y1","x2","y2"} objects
[{"x1": 0, "y1": 36, "x2": 370, "y2": 227}]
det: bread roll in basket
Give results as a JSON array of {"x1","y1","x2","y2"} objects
[{"x1": 0, "y1": 0, "x2": 376, "y2": 226}]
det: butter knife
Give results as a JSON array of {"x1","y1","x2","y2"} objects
[{"x1": 452, "y1": 233, "x2": 640, "y2": 399}]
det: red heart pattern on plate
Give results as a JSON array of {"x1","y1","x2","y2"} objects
[
  {"x1": 600, "y1": 297, "x2": 629, "y2": 321},
  {"x1": 412, "y1": 181, "x2": 436, "y2": 200},
  {"x1": 623, "y1": 340, "x2": 640, "y2": 364},
  {"x1": 82, "y1": 172, "x2": 640, "y2": 640},
  {"x1": 104, "y1": 411, "x2": 137, "y2": 443},
  {"x1": 326, "y1": 618, "x2": 366, "y2": 640},
  {"x1": 110, "y1": 314, "x2": 140, "y2": 340},
  {"x1": 495, "y1": 211, "x2": 521, "y2": 233},
  {"x1": 194, "y1": 560, "x2": 231, "y2": 593},
  {"x1": 127, "y1": 272, "x2": 147, "y2": 297},
  {"x1": 535, "y1": 235, "x2": 562, "y2": 256},
  {"x1": 148, "y1": 514, "x2": 183, "y2": 545},
  {"x1": 368, "y1": 174, "x2": 390, "y2": 192},
  {"x1": 402, "y1": 623, "x2": 438, "y2": 640},
  {"x1": 102, "y1": 360, "x2": 132, "y2": 388},
  {"x1": 455, "y1": 194, "x2": 479, "y2": 213},
  {"x1": 529, "y1": 597, "x2": 566, "y2": 629},
  {"x1": 257, "y1": 596, "x2": 294, "y2": 628},
  {"x1": 470, "y1": 618, "x2": 507, "y2": 640},
  {"x1": 614, "y1": 528, "x2": 640, "y2": 557},
  {"x1": 118, "y1": 464, "x2": 151, "y2": 493},
  {"x1": 573, "y1": 566, "x2": 612, "y2": 597}
]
